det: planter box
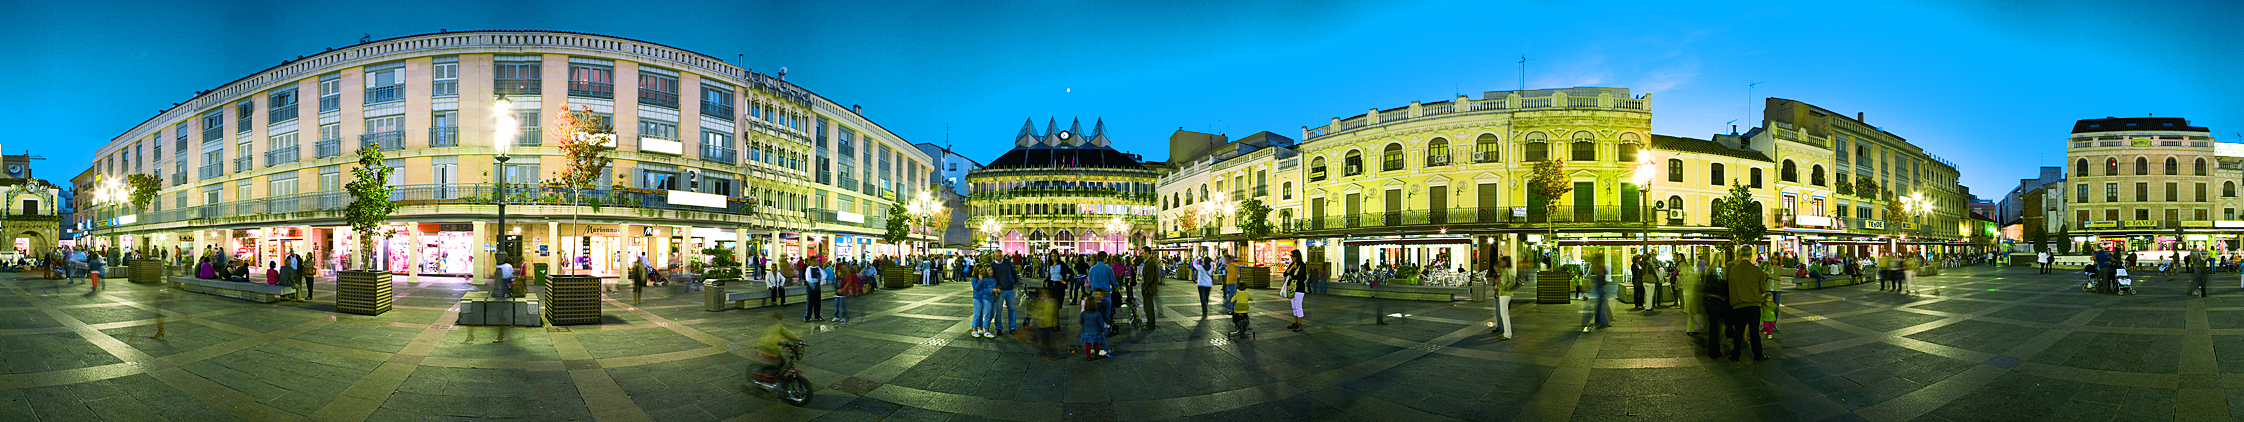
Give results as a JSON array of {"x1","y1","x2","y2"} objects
[
  {"x1": 883, "y1": 271, "x2": 916, "y2": 288},
  {"x1": 335, "y1": 271, "x2": 393, "y2": 315},
  {"x1": 544, "y1": 275, "x2": 602, "y2": 325},
  {"x1": 1535, "y1": 271, "x2": 1573, "y2": 304},
  {"x1": 130, "y1": 260, "x2": 164, "y2": 285},
  {"x1": 1235, "y1": 266, "x2": 1270, "y2": 289}
]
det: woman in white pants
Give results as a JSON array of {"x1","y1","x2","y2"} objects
[
  {"x1": 1492, "y1": 255, "x2": 1516, "y2": 340},
  {"x1": 1284, "y1": 250, "x2": 1309, "y2": 332}
]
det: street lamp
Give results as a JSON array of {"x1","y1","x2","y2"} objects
[
  {"x1": 978, "y1": 217, "x2": 1003, "y2": 250},
  {"x1": 1106, "y1": 216, "x2": 1128, "y2": 252},
  {"x1": 1632, "y1": 149, "x2": 1659, "y2": 260},
  {"x1": 491, "y1": 95, "x2": 516, "y2": 297}
]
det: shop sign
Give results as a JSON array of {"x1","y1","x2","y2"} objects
[
  {"x1": 837, "y1": 212, "x2": 865, "y2": 223},
  {"x1": 666, "y1": 190, "x2": 727, "y2": 208},
  {"x1": 2083, "y1": 221, "x2": 2119, "y2": 229},
  {"x1": 2181, "y1": 220, "x2": 2214, "y2": 228},
  {"x1": 1512, "y1": 207, "x2": 1527, "y2": 217},
  {"x1": 2123, "y1": 220, "x2": 2160, "y2": 229},
  {"x1": 2219, "y1": 221, "x2": 2244, "y2": 228},
  {"x1": 640, "y1": 137, "x2": 684, "y2": 155},
  {"x1": 1862, "y1": 220, "x2": 1887, "y2": 230},
  {"x1": 584, "y1": 227, "x2": 619, "y2": 235},
  {"x1": 1795, "y1": 215, "x2": 1833, "y2": 227},
  {"x1": 2187, "y1": 235, "x2": 2210, "y2": 241},
  {"x1": 1900, "y1": 222, "x2": 1918, "y2": 230}
]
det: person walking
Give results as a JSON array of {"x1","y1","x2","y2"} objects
[
  {"x1": 1217, "y1": 254, "x2": 1235, "y2": 311},
  {"x1": 1193, "y1": 256, "x2": 1215, "y2": 318},
  {"x1": 993, "y1": 254, "x2": 1020, "y2": 334},
  {"x1": 1490, "y1": 255, "x2": 1517, "y2": 339},
  {"x1": 802, "y1": 259, "x2": 827, "y2": 321},
  {"x1": 493, "y1": 255, "x2": 516, "y2": 299},
  {"x1": 87, "y1": 252, "x2": 106, "y2": 292},
  {"x1": 1138, "y1": 247, "x2": 1161, "y2": 330},
  {"x1": 1080, "y1": 289, "x2": 1109, "y2": 360},
  {"x1": 2038, "y1": 250, "x2": 2052, "y2": 274},
  {"x1": 2190, "y1": 248, "x2": 2210, "y2": 297},
  {"x1": 1724, "y1": 246, "x2": 1770, "y2": 361},
  {"x1": 1283, "y1": 249, "x2": 1310, "y2": 332},
  {"x1": 1085, "y1": 253, "x2": 1117, "y2": 334},
  {"x1": 1702, "y1": 253, "x2": 1733, "y2": 358},
  {"x1": 1582, "y1": 251, "x2": 1613, "y2": 329}
]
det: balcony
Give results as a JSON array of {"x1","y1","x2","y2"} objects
[
  {"x1": 265, "y1": 146, "x2": 299, "y2": 167},
  {"x1": 700, "y1": 102, "x2": 734, "y2": 119},
  {"x1": 318, "y1": 95, "x2": 340, "y2": 112},
  {"x1": 429, "y1": 127, "x2": 459, "y2": 147},
  {"x1": 432, "y1": 80, "x2": 458, "y2": 97},
  {"x1": 568, "y1": 81, "x2": 614, "y2": 99},
  {"x1": 92, "y1": 184, "x2": 768, "y2": 231},
  {"x1": 269, "y1": 105, "x2": 298, "y2": 123},
  {"x1": 363, "y1": 85, "x2": 402, "y2": 105},
  {"x1": 1309, "y1": 169, "x2": 1327, "y2": 182},
  {"x1": 516, "y1": 129, "x2": 543, "y2": 147},
  {"x1": 199, "y1": 164, "x2": 221, "y2": 180},
  {"x1": 699, "y1": 144, "x2": 737, "y2": 165},
  {"x1": 171, "y1": 172, "x2": 185, "y2": 186},
  {"x1": 495, "y1": 78, "x2": 540, "y2": 95},
  {"x1": 233, "y1": 156, "x2": 253, "y2": 173},
  {"x1": 1254, "y1": 186, "x2": 1268, "y2": 197},
  {"x1": 1474, "y1": 152, "x2": 1500, "y2": 163},
  {"x1": 1426, "y1": 155, "x2": 1452, "y2": 167},
  {"x1": 1231, "y1": 190, "x2": 1244, "y2": 200},
  {"x1": 1285, "y1": 206, "x2": 1660, "y2": 232},
  {"x1": 315, "y1": 139, "x2": 341, "y2": 159},
  {"x1": 640, "y1": 89, "x2": 679, "y2": 108},
  {"x1": 360, "y1": 131, "x2": 404, "y2": 152}
]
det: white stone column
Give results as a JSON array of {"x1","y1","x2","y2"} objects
[
  {"x1": 473, "y1": 222, "x2": 490, "y2": 290},
  {"x1": 408, "y1": 228, "x2": 421, "y2": 283},
  {"x1": 547, "y1": 221, "x2": 560, "y2": 276}
]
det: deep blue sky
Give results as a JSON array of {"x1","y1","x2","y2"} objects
[{"x1": 5, "y1": 0, "x2": 2238, "y2": 198}]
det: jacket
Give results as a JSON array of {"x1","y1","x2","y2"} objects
[
  {"x1": 1086, "y1": 262, "x2": 1115, "y2": 292},
  {"x1": 1139, "y1": 258, "x2": 1161, "y2": 294},
  {"x1": 1193, "y1": 260, "x2": 1214, "y2": 287},
  {"x1": 1723, "y1": 259, "x2": 1767, "y2": 309},
  {"x1": 993, "y1": 260, "x2": 1019, "y2": 290}
]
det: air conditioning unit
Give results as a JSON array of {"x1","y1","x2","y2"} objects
[
  {"x1": 1429, "y1": 155, "x2": 1451, "y2": 166},
  {"x1": 1475, "y1": 152, "x2": 1499, "y2": 162},
  {"x1": 1345, "y1": 165, "x2": 1361, "y2": 174}
]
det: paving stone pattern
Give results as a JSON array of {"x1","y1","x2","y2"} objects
[{"x1": 4, "y1": 266, "x2": 2244, "y2": 421}]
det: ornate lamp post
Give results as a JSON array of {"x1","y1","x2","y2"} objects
[
  {"x1": 978, "y1": 217, "x2": 1003, "y2": 252},
  {"x1": 1200, "y1": 191, "x2": 1235, "y2": 258},
  {"x1": 1105, "y1": 216, "x2": 1129, "y2": 253},
  {"x1": 491, "y1": 96, "x2": 517, "y2": 296},
  {"x1": 1632, "y1": 149, "x2": 1659, "y2": 259},
  {"x1": 907, "y1": 190, "x2": 946, "y2": 254}
]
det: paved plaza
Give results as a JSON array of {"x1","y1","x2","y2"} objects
[{"x1": 1, "y1": 265, "x2": 2241, "y2": 421}]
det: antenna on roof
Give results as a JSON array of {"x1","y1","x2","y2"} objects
[
  {"x1": 1746, "y1": 81, "x2": 1762, "y2": 126},
  {"x1": 1518, "y1": 55, "x2": 1532, "y2": 91}
]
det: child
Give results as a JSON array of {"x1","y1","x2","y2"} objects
[
  {"x1": 1079, "y1": 289, "x2": 1108, "y2": 360},
  {"x1": 1761, "y1": 301, "x2": 1778, "y2": 339},
  {"x1": 1229, "y1": 286, "x2": 1253, "y2": 337},
  {"x1": 1027, "y1": 289, "x2": 1061, "y2": 360}
]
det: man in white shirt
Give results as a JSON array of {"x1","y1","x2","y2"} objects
[
  {"x1": 2038, "y1": 251, "x2": 2051, "y2": 274},
  {"x1": 494, "y1": 254, "x2": 516, "y2": 299},
  {"x1": 802, "y1": 259, "x2": 827, "y2": 321}
]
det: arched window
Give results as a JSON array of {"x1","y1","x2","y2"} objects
[
  {"x1": 2227, "y1": 181, "x2": 2236, "y2": 197},
  {"x1": 1426, "y1": 138, "x2": 1451, "y2": 167},
  {"x1": 1524, "y1": 132, "x2": 1549, "y2": 161},
  {"x1": 1619, "y1": 143, "x2": 1640, "y2": 163},
  {"x1": 1474, "y1": 134, "x2": 1501, "y2": 163},
  {"x1": 1343, "y1": 150, "x2": 1364, "y2": 176},
  {"x1": 1811, "y1": 165, "x2": 1826, "y2": 186},
  {"x1": 2106, "y1": 158, "x2": 2119, "y2": 175},
  {"x1": 1382, "y1": 143, "x2": 1404, "y2": 171},
  {"x1": 1199, "y1": 185, "x2": 1208, "y2": 202},
  {"x1": 2166, "y1": 157, "x2": 2179, "y2": 175},
  {"x1": 1780, "y1": 160, "x2": 1798, "y2": 182},
  {"x1": 1309, "y1": 157, "x2": 1328, "y2": 181},
  {"x1": 2197, "y1": 158, "x2": 2208, "y2": 176},
  {"x1": 1667, "y1": 159, "x2": 1684, "y2": 182},
  {"x1": 2136, "y1": 157, "x2": 2149, "y2": 175},
  {"x1": 1711, "y1": 163, "x2": 1726, "y2": 186},
  {"x1": 1570, "y1": 132, "x2": 1596, "y2": 161},
  {"x1": 2076, "y1": 158, "x2": 2089, "y2": 176},
  {"x1": 1667, "y1": 195, "x2": 1683, "y2": 212}
]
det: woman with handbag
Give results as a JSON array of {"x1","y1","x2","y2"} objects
[
  {"x1": 1284, "y1": 250, "x2": 1310, "y2": 332},
  {"x1": 1491, "y1": 255, "x2": 1517, "y2": 340}
]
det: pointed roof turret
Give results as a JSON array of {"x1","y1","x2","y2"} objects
[
  {"x1": 1015, "y1": 117, "x2": 1036, "y2": 139},
  {"x1": 1091, "y1": 118, "x2": 1106, "y2": 138},
  {"x1": 1067, "y1": 118, "x2": 1084, "y2": 145},
  {"x1": 1044, "y1": 118, "x2": 1059, "y2": 145}
]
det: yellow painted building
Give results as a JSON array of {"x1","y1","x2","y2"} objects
[
  {"x1": 965, "y1": 119, "x2": 1158, "y2": 255},
  {"x1": 2061, "y1": 116, "x2": 2237, "y2": 250}
]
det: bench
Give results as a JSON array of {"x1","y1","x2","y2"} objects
[
  {"x1": 170, "y1": 276, "x2": 297, "y2": 303},
  {"x1": 723, "y1": 282, "x2": 836, "y2": 310}
]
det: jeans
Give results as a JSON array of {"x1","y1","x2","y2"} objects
[
  {"x1": 834, "y1": 294, "x2": 849, "y2": 320},
  {"x1": 1198, "y1": 286, "x2": 1213, "y2": 316},
  {"x1": 804, "y1": 281, "x2": 824, "y2": 319},
  {"x1": 1581, "y1": 282, "x2": 1613, "y2": 327},
  {"x1": 1222, "y1": 284, "x2": 1237, "y2": 309},
  {"x1": 998, "y1": 290, "x2": 1018, "y2": 331},
  {"x1": 972, "y1": 295, "x2": 990, "y2": 331}
]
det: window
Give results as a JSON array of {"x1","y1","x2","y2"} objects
[
  {"x1": 1710, "y1": 163, "x2": 1725, "y2": 186},
  {"x1": 2107, "y1": 209, "x2": 2120, "y2": 221},
  {"x1": 2106, "y1": 183, "x2": 2118, "y2": 202},
  {"x1": 2077, "y1": 184, "x2": 2089, "y2": 203},
  {"x1": 2167, "y1": 182, "x2": 2179, "y2": 201},
  {"x1": 701, "y1": 131, "x2": 736, "y2": 164},
  {"x1": 700, "y1": 85, "x2": 734, "y2": 117},
  {"x1": 2197, "y1": 158, "x2": 2209, "y2": 176},
  {"x1": 2137, "y1": 182, "x2": 2149, "y2": 202},
  {"x1": 201, "y1": 110, "x2": 224, "y2": 142},
  {"x1": 1570, "y1": 140, "x2": 1596, "y2": 161},
  {"x1": 268, "y1": 88, "x2": 298, "y2": 123},
  {"x1": 1750, "y1": 168, "x2": 1763, "y2": 188},
  {"x1": 1474, "y1": 134, "x2": 1500, "y2": 163},
  {"x1": 2166, "y1": 157, "x2": 2179, "y2": 175},
  {"x1": 1343, "y1": 150, "x2": 1363, "y2": 176},
  {"x1": 2076, "y1": 158, "x2": 2088, "y2": 176},
  {"x1": 317, "y1": 73, "x2": 340, "y2": 112},
  {"x1": 363, "y1": 64, "x2": 401, "y2": 104},
  {"x1": 1381, "y1": 143, "x2": 1404, "y2": 171},
  {"x1": 1619, "y1": 143, "x2": 1639, "y2": 163},
  {"x1": 837, "y1": 126, "x2": 856, "y2": 157},
  {"x1": 1425, "y1": 138, "x2": 1450, "y2": 167},
  {"x1": 494, "y1": 60, "x2": 541, "y2": 95},
  {"x1": 431, "y1": 58, "x2": 458, "y2": 97},
  {"x1": 2230, "y1": 208, "x2": 2237, "y2": 220},
  {"x1": 2196, "y1": 183, "x2": 2207, "y2": 202},
  {"x1": 1310, "y1": 157, "x2": 1327, "y2": 181},
  {"x1": 639, "y1": 68, "x2": 680, "y2": 108},
  {"x1": 2136, "y1": 157, "x2": 2148, "y2": 175},
  {"x1": 2199, "y1": 209, "x2": 2210, "y2": 221},
  {"x1": 1667, "y1": 159, "x2": 1684, "y2": 182},
  {"x1": 567, "y1": 64, "x2": 614, "y2": 98},
  {"x1": 2227, "y1": 181, "x2": 2236, "y2": 197},
  {"x1": 1525, "y1": 132, "x2": 1549, "y2": 161},
  {"x1": 1282, "y1": 182, "x2": 1293, "y2": 200},
  {"x1": 2106, "y1": 158, "x2": 2119, "y2": 175},
  {"x1": 640, "y1": 119, "x2": 678, "y2": 140},
  {"x1": 2138, "y1": 209, "x2": 2151, "y2": 221},
  {"x1": 1780, "y1": 160, "x2": 1798, "y2": 182},
  {"x1": 1810, "y1": 165, "x2": 1826, "y2": 186}
]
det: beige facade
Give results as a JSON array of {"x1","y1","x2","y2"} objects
[
  {"x1": 2060, "y1": 116, "x2": 2234, "y2": 249},
  {"x1": 80, "y1": 31, "x2": 934, "y2": 280}
]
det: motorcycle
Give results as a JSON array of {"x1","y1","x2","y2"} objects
[{"x1": 750, "y1": 341, "x2": 813, "y2": 406}]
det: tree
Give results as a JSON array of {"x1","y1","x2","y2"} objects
[
  {"x1": 344, "y1": 145, "x2": 399, "y2": 270},
  {"x1": 882, "y1": 203, "x2": 912, "y2": 245},
  {"x1": 1713, "y1": 180, "x2": 1766, "y2": 256},
  {"x1": 1527, "y1": 159, "x2": 1572, "y2": 219},
  {"x1": 2055, "y1": 226, "x2": 2073, "y2": 254},
  {"x1": 125, "y1": 174, "x2": 161, "y2": 212},
  {"x1": 553, "y1": 105, "x2": 616, "y2": 201},
  {"x1": 1235, "y1": 198, "x2": 1273, "y2": 239},
  {"x1": 1177, "y1": 207, "x2": 1202, "y2": 232},
  {"x1": 2024, "y1": 221, "x2": 2049, "y2": 252}
]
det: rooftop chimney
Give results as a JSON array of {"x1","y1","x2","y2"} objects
[
  {"x1": 1857, "y1": 112, "x2": 1864, "y2": 122},
  {"x1": 851, "y1": 104, "x2": 862, "y2": 115}
]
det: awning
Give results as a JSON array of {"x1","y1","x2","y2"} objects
[
  {"x1": 1554, "y1": 238, "x2": 1729, "y2": 246},
  {"x1": 1343, "y1": 237, "x2": 1474, "y2": 246}
]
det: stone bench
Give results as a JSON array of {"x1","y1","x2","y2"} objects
[
  {"x1": 723, "y1": 282, "x2": 836, "y2": 310},
  {"x1": 169, "y1": 276, "x2": 297, "y2": 303}
]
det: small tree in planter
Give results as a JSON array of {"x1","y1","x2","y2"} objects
[
  {"x1": 554, "y1": 105, "x2": 615, "y2": 205},
  {"x1": 882, "y1": 203, "x2": 912, "y2": 246},
  {"x1": 338, "y1": 145, "x2": 399, "y2": 315},
  {"x1": 1235, "y1": 198, "x2": 1273, "y2": 240},
  {"x1": 126, "y1": 174, "x2": 161, "y2": 212}
]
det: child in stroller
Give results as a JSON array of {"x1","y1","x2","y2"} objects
[{"x1": 2114, "y1": 267, "x2": 2134, "y2": 295}]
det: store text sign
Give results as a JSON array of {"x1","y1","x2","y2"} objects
[{"x1": 666, "y1": 190, "x2": 726, "y2": 208}]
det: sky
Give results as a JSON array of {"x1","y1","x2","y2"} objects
[{"x1": 3, "y1": 0, "x2": 2238, "y2": 199}]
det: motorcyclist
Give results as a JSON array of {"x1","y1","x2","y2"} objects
[{"x1": 753, "y1": 312, "x2": 803, "y2": 382}]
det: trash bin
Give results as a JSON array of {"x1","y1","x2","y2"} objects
[{"x1": 704, "y1": 278, "x2": 729, "y2": 312}]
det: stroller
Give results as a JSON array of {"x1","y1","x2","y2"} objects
[
  {"x1": 2082, "y1": 264, "x2": 2100, "y2": 292},
  {"x1": 2114, "y1": 268, "x2": 2134, "y2": 295}
]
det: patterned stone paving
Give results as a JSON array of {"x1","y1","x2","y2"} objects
[{"x1": 4, "y1": 265, "x2": 2244, "y2": 421}]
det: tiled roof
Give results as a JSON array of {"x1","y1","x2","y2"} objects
[{"x1": 1651, "y1": 134, "x2": 1771, "y2": 162}]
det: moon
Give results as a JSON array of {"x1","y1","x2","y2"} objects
[{"x1": 1065, "y1": 88, "x2": 1071, "y2": 93}]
